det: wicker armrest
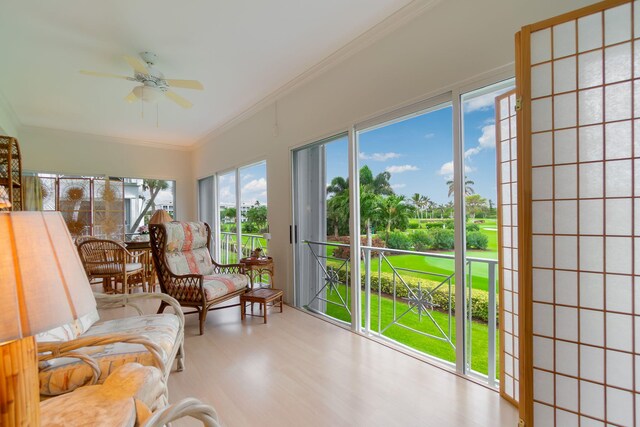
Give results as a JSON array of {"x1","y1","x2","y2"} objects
[
  {"x1": 95, "y1": 292, "x2": 185, "y2": 331},
  {"x1": 141, "y1": 398, "x2": 221, "y2": 427}
]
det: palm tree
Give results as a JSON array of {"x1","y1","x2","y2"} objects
[
  {"x1": 327, "y1": 191, "x2": 349, "y2": 237},
  {"x1": 411, "y1": 193, "x2": 423, "y2": 218},
  {"x1": 327, "y1": 176, "x2": 348, "y2": 196},
  {"x1": 446, "y1": 176, "x2": 475, "y2": 198},
  {"x1": 377, "y1": 195, "x2": 414, "y2": 241},
  {"x1": 129, "y1": 179, "x2": 170, "y2": 233}
]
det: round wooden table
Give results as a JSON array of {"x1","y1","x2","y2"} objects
[{"x1": 239, "y1": 256, "x2": 274, "y2": 289}]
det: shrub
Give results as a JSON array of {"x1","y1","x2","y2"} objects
[
  {"x1": 330, "y1": 235, "x2": 385, "y2": 259},
  {"x1": 386, "y1": 232, "x2": 413, "y2": 250},
  {"x1": 334, "y1": 268, "x2": 492, "y2": 322},
  {"x1": 422, "y1": 221, "x2": 447, "y2": 230},
  {"x1": 428, "y1": 228, "x2": 455, "y2": 250},
  {"x1": 410, "y1": 231, "x2": 434, "y2": 252},
  {"x1": 466, "y1": 231, "x2": 489, "y2": 250},
  {"x1": 444, "y1": 219, "x2": 455, "y2": 229},
  {"x1": 466, "y1": 223, "x2": 480, "y2": 232},
  {"x1": 408, "y1": 222, "x2": 420, "y2": 229}
]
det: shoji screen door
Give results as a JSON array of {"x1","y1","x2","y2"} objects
[
  {"x1": 519, "y1": 1, "x2": 638, "y2": 425},
  {"x1": 497, "y1": 90, "x2": 520, "y2": 407}
]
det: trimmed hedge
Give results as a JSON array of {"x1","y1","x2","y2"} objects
[
  {"x1": 334, "y1": 268, "x2": 492, "y2": 322},
  {"x1": 386, "y1": 231, "x2": 413, "y2": 250},
  {"x1": 466, "y1": 231, "x2": 489, "y2": 250}
]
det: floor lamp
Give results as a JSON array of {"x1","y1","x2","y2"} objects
[{"x1": 0, "y1": 212, "x2": 96, "y2": 425}]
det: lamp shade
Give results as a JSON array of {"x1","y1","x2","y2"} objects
[
  {"x1": 149, "y1": 209, "x2": 173, "y2": 224},
  {"x1": 0, "y1": 211, "x2": 96, "y2": 343}
]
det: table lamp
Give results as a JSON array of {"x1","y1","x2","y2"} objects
[
  {"x1": 148, "y1": 209, "x2": 172, "y2": 225},
  {"x1": 0, "y1": 212, "x2": 96, "y2": 425}
]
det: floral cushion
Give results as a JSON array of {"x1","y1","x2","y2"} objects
[
  {"x1": 38, "y1": 314, "x2": 179, "y2": 396},
  {"x1": 165, "y1": 247, "x2": 213, "y2": 276},
  {"x1": 203, "y1": 274, "x2": 249, "y2": 300},
  {"x1": 164, "y1": 222, "x2": 209, "y2": 252},
  {"x1": 36, "y1": 309, "x2": 100, "y2": 343}
]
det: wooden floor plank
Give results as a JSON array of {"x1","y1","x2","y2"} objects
[{"x1": 150, "y1": 299, "x2": 519, "y2": 427}]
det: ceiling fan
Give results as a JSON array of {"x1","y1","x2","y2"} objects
[{"x1": 80, "y1": 51, "x2": 203, "y2": 109}]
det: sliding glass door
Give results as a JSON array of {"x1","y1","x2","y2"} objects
[{"x1": 292, "y1": 80, "x2": 514, "y2": 387}]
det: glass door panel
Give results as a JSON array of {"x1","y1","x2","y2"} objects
[
  {"x1": 293, "y1": 134, "x2": 351, "y2": 324},
  {"x1": 461, "y1": 80, "x2": 514, "y2": 386},
  {"x1": 218, "y1": 171, "x2": 238, "y2": 264},
  {"x1": 357, "y1": 103, "x2": 458, "y2": 367},
  {"x1": 239, "y1": 162, "x2": 269, "y2": 258}
]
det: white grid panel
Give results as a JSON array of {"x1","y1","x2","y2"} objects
[
  {"x1": 529, "y1": 2, "x2": 638, "y2": 425},
  {"x1": 497, "y1": 91, "x2": 520, "y2": 404}
]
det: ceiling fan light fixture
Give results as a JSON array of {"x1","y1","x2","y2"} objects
[{"x1": 132, "y1": 85, "x2": 163, "y2": 103}]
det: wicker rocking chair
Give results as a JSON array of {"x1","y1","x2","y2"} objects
[{"x1": 149, "y1": 221, "x2": 249, "y2": 334}]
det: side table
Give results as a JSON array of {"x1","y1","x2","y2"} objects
[
  {"x1": 239, "y1": 256, "x2": 274, "y2": 289},
  {"x1": 240, "y1": 288, "x2": 284, "y2": 324}
]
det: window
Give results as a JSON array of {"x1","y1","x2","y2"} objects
[
  {"x1": 199, "y1": 161, "x2": 269, "y2": 265},
  {"x1": 24, "y1": 172, "x2": 176, "y2": 241}
]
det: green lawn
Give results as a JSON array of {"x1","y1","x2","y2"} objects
[
  {"x1": 325, "y1": 219, "x2": 499, "y2": 292},
  {"x1": 319, "y1": 285, "x2": 498, "y2": 378}
]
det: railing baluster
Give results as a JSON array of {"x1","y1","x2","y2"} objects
[{"x1": 364, "y1": 247, "x2": 371, "y2": 334}]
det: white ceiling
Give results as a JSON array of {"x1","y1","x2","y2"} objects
[{"x1": 0, "y1": 0, "x2": 414, "y2": 147}]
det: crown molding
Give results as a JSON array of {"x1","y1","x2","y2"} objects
[
  {"x1": 20, "y1": 125, "x2": 193, "y2": 152},
  {"x1": 193, "y1": 0, "x2": 443, "y2": 149}
]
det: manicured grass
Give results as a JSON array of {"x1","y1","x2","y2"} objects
[
  {"x1": 319, "y1": 285, "x2": 498, "y2": 377},
  {"x1": 325, "y1": 219, "x2": 499, "y2": 292}
]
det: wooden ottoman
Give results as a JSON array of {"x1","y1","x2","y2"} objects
[{"x1": 240, "y1": 288, "x2": 284, "y2": 324}]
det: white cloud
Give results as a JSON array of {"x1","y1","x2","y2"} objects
[
  {"x1": 359, "y1": 152, "x2": 402, "y2": 161},
  {"x1": 385, "y1": 164, "x2": 419, "y2": 174},
  {"x1": 391, "y1": 183, "x2": 406, "y2": 189},
  {"x1": 242, "y1": 178, "x2": 267, "y2": 193},
  {"x1": 463, "y1": 92, "x2": 498, "y2": 113},
  {"x1": 438, "y1": 161, "x2": 474, "y2": 178},
  {"x1": 478, "y1": 124, "x2": 496, "y2": 149},
  {"x1": 424, "y1": 132, "x2": 436, "y2": 139}
]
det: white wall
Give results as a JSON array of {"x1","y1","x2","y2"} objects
[
  {"x1": 192, "y1": 0, "x2": 596, "y2": 301},
  {"x1": 19, "y1": 126, "x2": 195, "y2": 221},
  {"x1": 0, "y1": 97, "x2": 19, "y2": 138}
]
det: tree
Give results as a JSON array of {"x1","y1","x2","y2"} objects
[
  {"x1": 245, "y1": 205, "x2": 268, "y2": 231},
  {"x1": 411, "y1": 193, "x2": 423, "y2": 218},
  {"x1": 376, "y1": 195, "x2": 414, "y2": 241},
  {"x1": 327, "y1": 176, "x2": 348, "y2": 196},
  {"x1": 129, "y1": 179, "x2": 170, "y2": 233},
  {"x1": 446, "y1": 177, "x2": 475, "y2": 198},
  {"x1": 327, "y1": 190, "x2": 349, "y2": 237},
  {"x1": 221, "y1": 207, "x2": 237, "y2": 223},
  {"x1": 465, "y1": 194, "x2": 489, "y2": 218}
]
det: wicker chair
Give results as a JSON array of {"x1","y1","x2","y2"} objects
[
  {"x1": 78, "y1": 238, "x2": 146, "y2": 294},
  {"x1": 150, "y1": 221, "x2": 249, "y2": 335}
]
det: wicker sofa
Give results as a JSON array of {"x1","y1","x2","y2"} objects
[
  {"x1": 150, "y1": 221, "x2": 249, "y2": 334},
  {"x1": 37, "y1": 292, "x2": 184, "y2": 402}
]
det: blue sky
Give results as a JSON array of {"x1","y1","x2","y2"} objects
[
  {"x1": 218, "y1": 162, "x2": 268, "y2": 206},
  {"x1": 325, "y1": 83, "x2": 513, "y2": 205}
]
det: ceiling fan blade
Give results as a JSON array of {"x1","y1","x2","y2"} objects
[
  {"x1": 124, "y1": 91, "x2": 137, "y2": 103},
  {"x1": 123, "y1": 55, "x2": 150, "y2": 75},
  {"x1": 165, "y1": 90, "x2": 193, "y2": 109},
  {"x1": 80, "y1": 70, "x2": 132, "y2": 80},
  {"x1": 165, "y1": 79, "x2": 204, "y2": 90}
]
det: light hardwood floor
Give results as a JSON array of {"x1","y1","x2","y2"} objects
[{"x1": 154, "y1": 299, "x2": 518, "y2": 427}]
